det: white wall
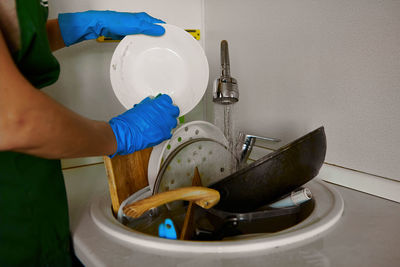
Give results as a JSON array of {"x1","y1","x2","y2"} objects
[
  {"x1": 204, "y1": 0, "x2": 400, "y2": 181},
  {"x1": 46, "y1": 0, "x2": 400, "y2": 182},
  {"x1": 44, "y1": 0, "x2": 205, "y2": 123}
]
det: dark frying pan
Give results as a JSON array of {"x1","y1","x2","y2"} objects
[
  {"x1": 210, "y1": 126, "x2": 326, "y2": 212},
  {"x1": 126, "y1": 126, "x2": 326, "y2": 214}
]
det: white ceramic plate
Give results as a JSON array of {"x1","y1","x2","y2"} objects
[
  {"x1": 147, "y1": 121, "x2": 228, "y2": 192},
  {"x1": 110, "y1": 24, "x2": 209, "y2": 115}
]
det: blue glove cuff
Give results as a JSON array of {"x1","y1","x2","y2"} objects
[
  {"x1": 109, "y1": 118, "x2": 134, "y2": 158},
  {"x1": 58, "y1": 11, "x2": 98, "y2": 46}
]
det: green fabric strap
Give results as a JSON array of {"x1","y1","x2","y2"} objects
[
  {"x1": 13, "y1": 0, "x2": 60, "y2": 88},
  {"x1": 0, "y1": 0, "x2": 71, "y2": 266}
]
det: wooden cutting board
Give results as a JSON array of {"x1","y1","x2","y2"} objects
[{"x1": 103, "y1": 147, "x2": 152, "y2": 215}]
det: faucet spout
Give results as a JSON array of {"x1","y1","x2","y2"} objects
[
  {"x1": 213, "y1": 40, "x2": 239, "y2": 104},
  {"x1": 237, "y1": 132, "x2": 281, "y2": 167}
]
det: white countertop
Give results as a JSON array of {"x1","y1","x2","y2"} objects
[{"x1": 63, "y1": 164, "x2": 400, "y2": 267}]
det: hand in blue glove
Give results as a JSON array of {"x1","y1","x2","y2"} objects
[
  {"x1": 58, "y1": 11, "x2": 165, "y2": 46},
  {"x1": 109, "y1": 94, "x2": 179, "y2": 158}
]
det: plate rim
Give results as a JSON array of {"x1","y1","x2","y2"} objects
[{"x1": 109, "y1": 24, "x2": 209, "y2": 115}]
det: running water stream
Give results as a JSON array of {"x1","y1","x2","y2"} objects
[{"x1": 214, "y1": 103, "x2": 238, "y2": 171}]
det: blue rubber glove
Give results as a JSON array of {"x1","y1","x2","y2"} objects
[
  {"x1": 109, "y1": 94, "x2": 179, "y2": 158},
  {"x1": 58, "y1": 11, "x2": 165, "y2": 46}
]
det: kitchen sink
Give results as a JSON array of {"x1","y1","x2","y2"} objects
[{"x1": 90, "y1": 178, "x2": 343, "y2": 254}]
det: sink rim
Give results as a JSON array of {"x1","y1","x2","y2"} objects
[{"x1": 90, "y1": 178, "x2": 344, "y2": 254}]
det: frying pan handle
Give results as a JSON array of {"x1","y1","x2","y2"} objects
[{"x1": 123, "y1": 186, "x2": 220, "y2": 218}]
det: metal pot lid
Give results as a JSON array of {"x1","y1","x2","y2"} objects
[{"x1": 153, "y1": 138, "x2": 238, "y2": 209}]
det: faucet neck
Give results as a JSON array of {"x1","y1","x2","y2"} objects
[{"x1": 221, "y1": 40, "x2": 231, "y2": 78}]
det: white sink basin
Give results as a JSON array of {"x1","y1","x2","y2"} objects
[{"x1": 90, "y1": 178, "x2": 343, "y2": 254}]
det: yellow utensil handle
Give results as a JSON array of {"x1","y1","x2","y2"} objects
[
  {"x1": 96, "y1": 29, "x2": 200, "y2": 42},
  {"x1": 123, "y1": 186, "x2": 219, "y2": 218}
]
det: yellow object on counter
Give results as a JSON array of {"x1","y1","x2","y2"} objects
[
  {"x1": 96, "y1": 29, "x2": 200, "y2": 42},
  {"x1": 96, "y1": 36, "x2": 119, "y2": 42},
  {"x1": 184, "y1": 29, "x2": 200, "y2": 40}
]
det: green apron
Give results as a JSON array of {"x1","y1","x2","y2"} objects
[{"x1": 0, "y1": 0, "x2": 72, "y2": 266}]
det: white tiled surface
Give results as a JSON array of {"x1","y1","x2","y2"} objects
[{"x1": 249, "y1": 144, "x2": 400, "y2": 203}]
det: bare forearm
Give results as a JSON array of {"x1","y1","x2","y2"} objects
[
  {"x1": 46, "y1": 19, "x2": 65, "y2": 51},
  {"x1": 1, "y1": 87, "x2": 117, "y2": 158},
  {"x1": 0, "y1": 30, "x2": 116, "y2": 158}
]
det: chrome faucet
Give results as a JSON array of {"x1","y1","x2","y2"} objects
[
  {"x1": 237, "y1": 132, "x2": 281, "y2": 167},
  {"x1": 212, "y1": 40, "x2": 279, "y2": 167},
  {"x1": 213, "y1": 40, "x2": 239, "y2": 104}
]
